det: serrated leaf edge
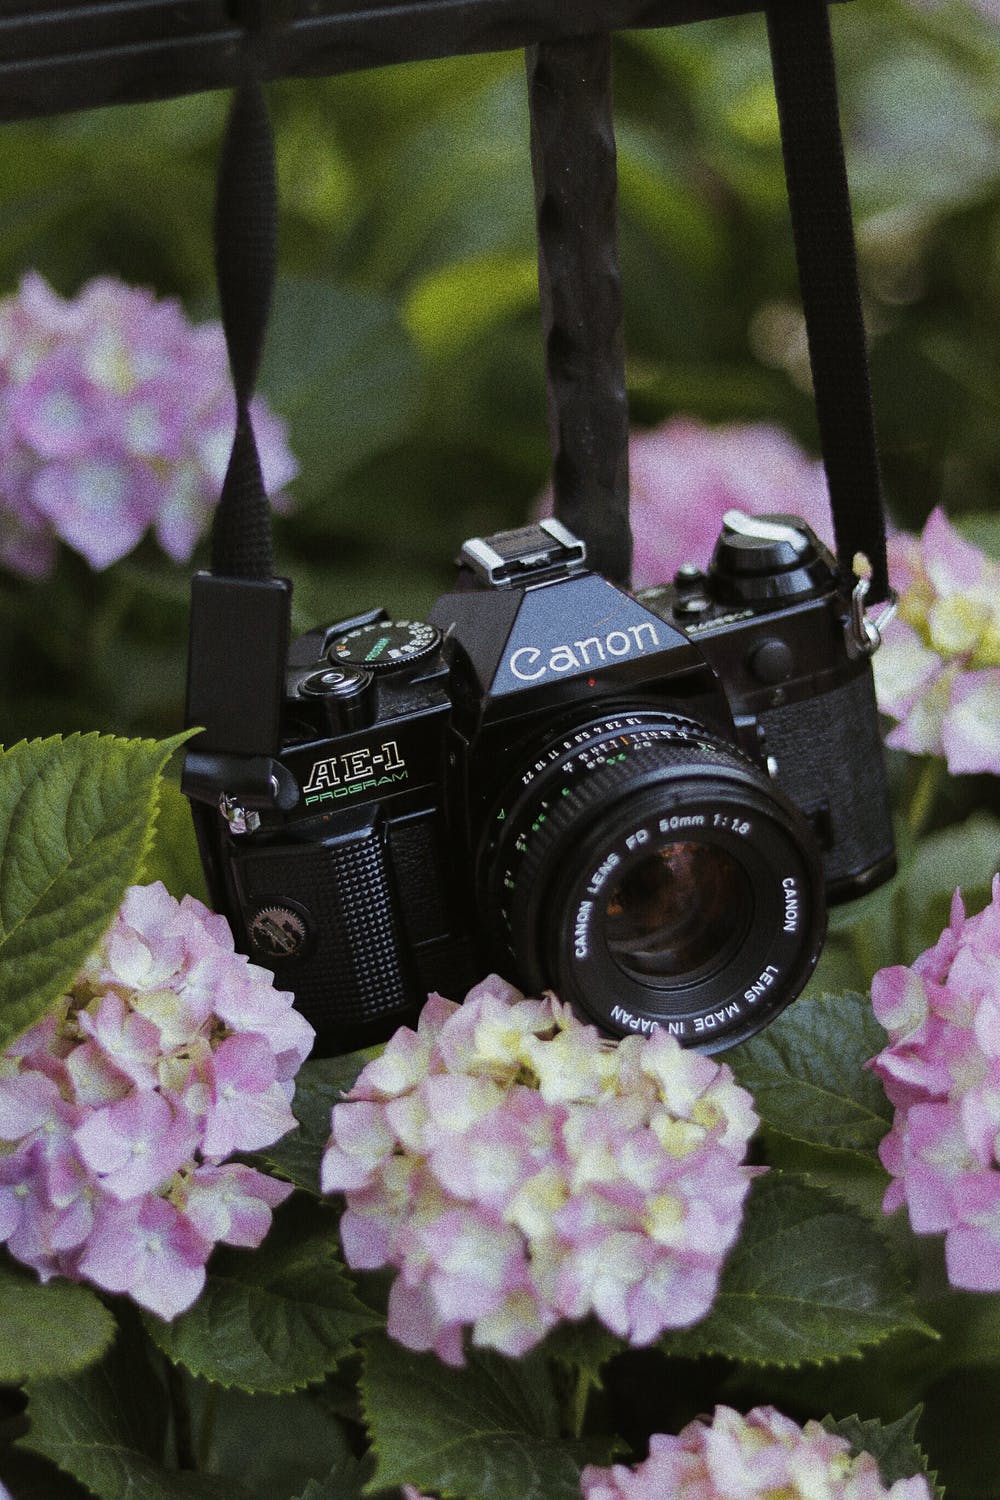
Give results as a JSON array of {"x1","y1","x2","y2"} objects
[
  {"x1": 0, "y1": 731, "x2": 196, "y2": 1049},
  {"x1": 822, "y1": 1406, "x2": 944, "y2": 1500},
  {"x1": 358, "y1": 1336, "x2": 582, "y2": 1498},
  {"x1": 0, "y1": 1262, "x2": 118, "y2": 1386},
  {"x1": 144, "y1": 1252, "x2": 379, "y2": 1395},
  {"x1": 732, "y1": 991, "x2": 892, "y2": 1157},
  {"x1": 661, "y1": 1173, "x2": 938, "y2": 1370}
]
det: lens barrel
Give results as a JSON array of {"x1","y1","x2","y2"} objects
[{"x1": 483, "y1": 712, "x2": 826, "y2": 1052}]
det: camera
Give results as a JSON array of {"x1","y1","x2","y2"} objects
[{"x1": 184, "y1": 512, "x2": 895, "y2": 1056}]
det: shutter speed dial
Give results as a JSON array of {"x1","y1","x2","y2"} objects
[{"x1": 329, "y1": 620, "x2": 440, "y2": 671}]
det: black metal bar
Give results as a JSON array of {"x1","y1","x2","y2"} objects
[
  {"x1": 528, "y1": 34, "x2": 631, "y2": 587},
  {"x1": 0, "y1": 0, "x2": 797, "y2": 120}
]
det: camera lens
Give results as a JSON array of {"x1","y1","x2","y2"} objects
[
  {"x1": 604, "y1": 842, "x2": 752, "y2": 983},
  {"x1": 482, "y1": 711, "x2": 825, "y2": 1052}
]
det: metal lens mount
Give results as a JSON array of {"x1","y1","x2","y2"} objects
[{"x1": 484, "y1": 712, "x2": 826, "y2": 1053}]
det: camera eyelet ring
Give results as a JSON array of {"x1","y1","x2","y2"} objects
[{"x1": 848, "y1": 572, "x2": 898, "y2": 658}]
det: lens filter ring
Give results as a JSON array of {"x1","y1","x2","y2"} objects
[{"x1": 484, "y1": 713, "x2": 825, "y2": 1051}]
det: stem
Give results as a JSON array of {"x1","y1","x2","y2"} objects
[
  {"x1": 89, "y1": 573, "x2": 138, "y2": 661},
  {"x1": 571, "y1": 1366, "x2": 592, "y2": 1440},
  {"x1": 163, "y1": 1356, "x2": 196, "y2": 1471},
  {"x1": 906, "y1": 756, "x2": 945, "y2": 841},
  {"x1": 197, "y1": 1382, "x2": 220, "y2": 1473},
  {"x1": 848, "y1": 921, "x2": 881, "y2": 988}
]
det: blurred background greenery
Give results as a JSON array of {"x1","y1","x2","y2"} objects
[
  {"x1": 0, "y1": 0, "x2": 997, "y2": 743},
  {"x1": 0, "y1": 5, "x2": 999, "y2": 1494}
]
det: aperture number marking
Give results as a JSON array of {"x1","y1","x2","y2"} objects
[{"x1": 713, "y1": 813, "x2": 752, "y2": 836}]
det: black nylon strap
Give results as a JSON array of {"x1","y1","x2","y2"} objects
[
  {"x1": 767, "y1": 0, "x2": 890, "y2": 602},
  {"x1": 209, "y1": 18, "x2": 276, "y2": 580},
  {"x1": 527, "y1": 34, "x2": 632, "y2": 588},
  {"x1": 184, "y1": 7, "x2": 289, "y2": 762}
]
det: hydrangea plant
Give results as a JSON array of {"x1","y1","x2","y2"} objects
[
  {"x1": 873, "y1": 510, "x2": 1000, "y2": 776},
  {"x1": 0, "y1": 882, "x2": 313, "y2": 1317},
  {"x1": 3, "y1": 414, "x2": 995, "y2": 1499},
  {"x1": 869, "y1": 877, "x2": 1000, "y2": 1289},
  {"x1": 321, "y1": 977, "x2": 759, "y2": 1361},
  {"x1": 581, "y1": 1406, "x2": 934, "y2": 1500},
  {"x1": 0, "y1": 273, "x2": 296, "y2": 576}
]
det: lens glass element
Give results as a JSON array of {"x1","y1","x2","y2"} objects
[{"x1": 604, "y1": 842, "x2": 752, "y2": 983}]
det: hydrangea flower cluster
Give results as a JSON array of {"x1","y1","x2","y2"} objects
[
  {"x1": 874, "y1": 507, "x2": 1000, "y2": 775},
  {"x1": 0, "y1": 883, "x2": 314, "y2": 1318},
  {"x1": 0, "y1": 271, "x2": 297, "y2": 577},
  {"x1": 580, "y1": 1405, "x2": 932, "y2": 1500},
  {"x1": 538, "y1": 417, "x2": 833, "y2": 589},
  {"x1": 321, "y1": 976, "x2": 759, "y2": 1364},
  {"x1": 868, "y1": 876, "x2": 1000, "y2": 1290}
]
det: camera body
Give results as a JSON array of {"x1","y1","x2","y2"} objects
[{"x1": 184, "y1": 513, "x2": 894, "y2": 1056}]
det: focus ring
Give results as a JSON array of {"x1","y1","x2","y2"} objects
[{"x1": 499, "y1": 732, "x2": 758, "y2": 955}]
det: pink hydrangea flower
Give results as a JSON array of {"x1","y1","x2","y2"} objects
[
  {"x1": 581, "y1": 1405, "x2": 932, "y2": 1499},
  {"x1": 0, "y1": 271, "x2": 297, "y2": 576},
  {"x1": 538, "y1": 417, "x2": 833, "y2": 588},
  {"x1": 321, "y1": 976, "x2": 759, "y2": 1364},
  {"x1": 0, "y1": 882, "x2": 313, "y2": 1318},
  {"x1": 874, "y1": 507, "x2": 1000, "y2": 775},
  {"x1": 868, "y1": 876, "x2": 1000, "y2": 1290}
]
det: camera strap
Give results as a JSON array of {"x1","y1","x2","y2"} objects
[
  {"x1": 530, "y1": 0, "x2": 890, "y2": 605},
  {"x1": 766, "y1": 0, "x2": 890, "y2": 604},
  {"x1": 189, "y1": 0, "x2": 891, "y2": 759},
  {"x1": 185, "y1": 7, "x2": 292, "y2": 761}
]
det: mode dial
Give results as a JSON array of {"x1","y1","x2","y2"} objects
[{"x1": 710, "y1": 510, "x2": 836, "y2": 604}]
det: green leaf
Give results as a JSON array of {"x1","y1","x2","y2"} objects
[
  {"x1": 21, "y1": 1319, "x2": 250, "y2": 1499},
  {"x1": 0, "y1": 731, "x2": 190, "y2": 1050},
  {"x1": 191, "y1": 1385, "x2": 358, "y2": 1500},
  {"x1": 255, "y1": 1050, "x2": 379, "y2": 1194},
  {"x1": 361, "y1": 1333, "x2": 601, "y2": 1500},
  {"x1": 259, "y1": 278, "x2": 420, "y2": 502},
  {"x1": 756, "y1": 1132, "x2": 890, "y2": 1222},
  {"x1": 848, "y1": 45, "x2": 999, "y2": 219},
  {"x1": 823, "y1": 1409, "x2": 943, "y2": 1500},
  {"x1": 404, "y1": 252, "x2": 539, "y2": 356},
  {"x1": 536, "y1": 1317, "x2": 625, "y2": 1388},
  {"x1": 616, "y1": 120, "x2": 722, "y2": 276},
  {"x1": 139, "y1": 775, "x2": 209, "y2": 906},
  {"x1": 728, "y1": 992, "x2": 892, "y2": 1155},
  {"x1": 289, "y1": 1451, "x2": 381, "y2": 1500},
  {"x1": 0, "y1": 1253, "x2": 117, "y2": 1384},
  {"x1": 955, "y1": 509, "x2": 1000, "y2": 559},
  {"x1": 357, "y1": 71, "x2": 534, "y2": 287},
  {"x1": 147, "y1": 1195, "x2": 379, "y2": 1393},
  {"x1": 809, "y1": 811, "x2": 1000, "y2": 994},
  {"x1": 905, "y1": 812, "x2": 1000, "y2": 931},
  {"x1": 916, "y1": 1247, "x2": 1000, "y2": 1377},
  {"x1": 661, "y1": 1174, "x2": 935, "y2": 1368}
]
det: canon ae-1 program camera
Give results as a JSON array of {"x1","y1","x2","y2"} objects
[{"x1": 185, "y1": 511, "x2": 895, "y2": 1057}]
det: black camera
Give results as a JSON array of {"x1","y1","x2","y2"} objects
[{"x1": 184, "y1": 511, "x2": 895, "y2": 1056}]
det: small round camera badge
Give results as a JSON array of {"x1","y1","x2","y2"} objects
[{"x1": 248, "y1": 903, "x2": 310, "y2": 960}]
